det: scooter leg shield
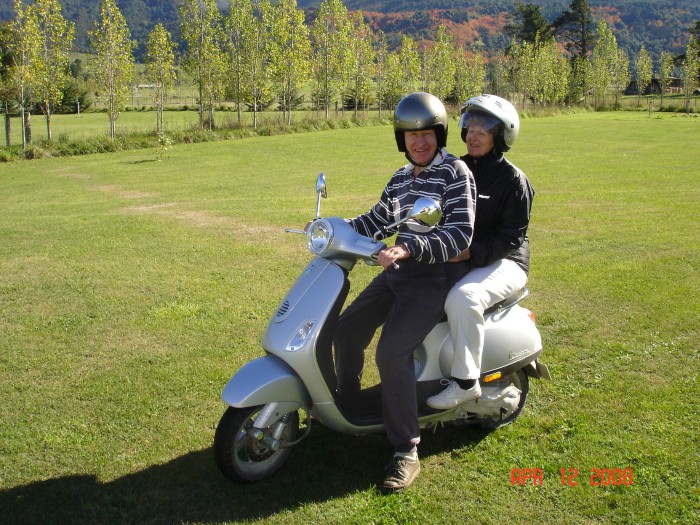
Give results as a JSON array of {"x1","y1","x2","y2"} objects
[{"x1": 221, "y1": 355, "x2": 311, "y2": 409}]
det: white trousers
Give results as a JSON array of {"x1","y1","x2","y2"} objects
[{"x1": 445, "y1": 259, "x2": 528, "y2": 380}]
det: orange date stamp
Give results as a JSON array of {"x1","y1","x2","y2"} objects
[{"x1": 510, "y1": 468, "x2": 634, "y2": 486}]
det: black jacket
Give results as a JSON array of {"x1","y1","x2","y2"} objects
[{"x1": 461, "y1": 150, "x2": 534, "y2": 274}]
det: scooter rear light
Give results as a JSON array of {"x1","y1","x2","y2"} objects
[{"x1": 527, "y1": 310, "x2": 536, "y2": 324}]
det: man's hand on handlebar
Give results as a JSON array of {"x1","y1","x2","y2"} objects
[{"x1": 378, "y1": 244, "x2": 410, "y2": 269}]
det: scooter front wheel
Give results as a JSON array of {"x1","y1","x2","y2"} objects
[{"x1": 214, "y1": 405, "x2": 299, "y2": 482}]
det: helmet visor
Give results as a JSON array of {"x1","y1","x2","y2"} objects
[{"x1": 458, "y1": 111, "x2": 501, "y2": 134}]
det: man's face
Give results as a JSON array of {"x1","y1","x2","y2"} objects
[
  {"x1": 466, "y1": 125, "x2": 495, "y2": 158},
  {"x1": 405, "y1": 129, "x2": 438, "y2": 166}
]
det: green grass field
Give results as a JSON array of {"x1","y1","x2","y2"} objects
[
  {"x1": 1, "y1": 112, "x2": 698, "y2": 524},
  {"x1": 3, "y1": 107, "x2": 383, "y2": 146}
]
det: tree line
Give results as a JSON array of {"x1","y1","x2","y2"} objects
[{"x1": 1, "y1": 0, "x2": 699, "y2": 148}]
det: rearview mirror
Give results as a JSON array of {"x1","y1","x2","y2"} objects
[
  {"x1": 409, "y1": 197, "x2": 441, "y2": 227},
  {"x1": 373, "y1": 197, "x2": 442, "y2": 241},
  {"x1": 315, "y1": 172, "x2": 327, "y2": 219}
]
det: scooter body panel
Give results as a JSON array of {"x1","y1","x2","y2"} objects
[
  {"x1": 481, "y1": 305, "x2": 542, "y2": 374},
  {"x1": 221, "y1": 355, "x2": 311, "y2": 409},
  {"x1": 414, "y1": 304, "x2": 542, "y2": 382},
  {"x1": 262, "y1": 257, "x2": 346, "y2": 405}
]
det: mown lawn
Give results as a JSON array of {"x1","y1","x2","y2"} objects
[
  {"x1": 0, "y1": 111, "x2": 698, "y2": 524},
  {"x1": 3, "y1": 107, "x2": 383, "y2": 146}
]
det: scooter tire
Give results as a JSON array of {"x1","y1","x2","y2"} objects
[
  {"x1": 214, "y1": 405, "x2": 299, "y2": 483},
  {"x1": 480, "y1": 369, "x2": 529, "y2": 429}
]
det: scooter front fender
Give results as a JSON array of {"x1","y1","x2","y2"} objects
[{"x1": 221, "y1": 355, "x2": 311, "y2": 409}]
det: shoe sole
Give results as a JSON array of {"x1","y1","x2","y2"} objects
[{"x1": 426, "y1": 392, "x2": 482, "y2": 410}]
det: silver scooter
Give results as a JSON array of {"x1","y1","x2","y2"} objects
[{"x1": 214, "y1": 173, "x2": 550, "y2": 483}]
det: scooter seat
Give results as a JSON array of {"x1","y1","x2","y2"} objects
[
  {"x1": 437, "y1": 288, "x2": 528, "y2": 323},
  {"x1": 484, "y1": 288, "x2": 528, "y2": 315}
]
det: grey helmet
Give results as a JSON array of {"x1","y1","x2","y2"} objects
[
  {"x1": 393, "y1": 92, "x2": 448, "y2": 165},
  {"x1": 459, "y1": 94, "x2": 520, "y2": 152}
]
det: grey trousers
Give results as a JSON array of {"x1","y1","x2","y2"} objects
[{"x1": 334, "y1": 259, "x2": 467, "y2": 452}]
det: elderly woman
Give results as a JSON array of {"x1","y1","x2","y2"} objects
[{"x1": 426, "y1": 94, "x2": 535, "y2": 410}]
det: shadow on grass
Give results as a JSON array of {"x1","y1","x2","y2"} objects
[
  {"x1": 0, "y1": 424, "x2": 489, "y2": 524},
  {"x1": 127, "y1": 159, "x2": 158, "y2": 164}
]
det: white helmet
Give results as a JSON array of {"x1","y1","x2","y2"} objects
[{"x1": 459, "y1": 94, "x2": 520, "y2": 152}]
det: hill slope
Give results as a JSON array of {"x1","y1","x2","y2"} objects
[{"x1": 1, "y1": 0, "x2": 698, "y2": 61}]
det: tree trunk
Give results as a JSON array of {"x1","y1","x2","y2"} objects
[
  {"x1": 24, "y1": 110, "x2": 32, "y2": 145},
  {"x1": 4, "y1": 102, "x2": 10, "y2": 147},
  {"x1": 19, "y1": 104, "x2": 26, "y2": 148},
  {"x1": 46, "y1": 109, "x2": 53, "y2": 141}
]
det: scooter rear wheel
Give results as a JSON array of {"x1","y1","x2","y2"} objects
[
  {"x1": 214, "y1": 405, "x2": 299, "y2": 482},
  {"x1": 480, "y1": 369, "x2": 529, "y2": 429}
]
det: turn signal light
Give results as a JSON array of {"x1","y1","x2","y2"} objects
[{"x1": 484, "y1": 372, "x2": 502, "y2": 383}]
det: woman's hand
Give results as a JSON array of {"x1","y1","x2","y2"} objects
[{"x1": 378, "y1": 244, "x2": 410, "y2": 269}]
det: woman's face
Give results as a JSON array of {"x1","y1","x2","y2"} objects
[
  {"x1": 466, "y1": 125, "x2": 495, "y2": 158},
  {"x1": 405, "y1": 129, "x2": 438, "y2": 166}
]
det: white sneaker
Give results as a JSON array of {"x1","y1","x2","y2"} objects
[{"x1": 426, "y1": 379, "x2": 482, "y2": 410}]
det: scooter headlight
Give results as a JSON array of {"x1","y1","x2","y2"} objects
[{"x1": 307, "y1": 219, "x2": 333, "y2": 255}]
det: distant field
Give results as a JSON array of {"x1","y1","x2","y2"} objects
[
  {"x1": 3, "y1": 93, "x2": 698, "y2": 148},
  {"x1": 0, "y1": 112, "x2": 698, "y2": 524},
  {"x1": 2, "y1": 107, "x2": 382, "y2": 146}
]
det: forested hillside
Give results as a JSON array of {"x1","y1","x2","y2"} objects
[
  {"x1": 1, "y1": 0, "x2": 698, "y2": 61},
  {"x1": 359, "y1": 0, "x2": 700, "y2": 59}
]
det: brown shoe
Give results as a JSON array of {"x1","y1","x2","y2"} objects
[{"x1": 380, "y1": 455, "x2": 420, "y2": 494}]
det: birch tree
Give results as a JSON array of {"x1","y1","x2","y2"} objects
[
  {"x1": 507, "y1": 39, "x2": 534, "y2": 108},
  {"x1": 29, "y1": 0, "x2": 75, "y2": 141},
  {"x1": 374, "y1": 29, "x2": 387, "y2": 116},
  {"x1": 179, "y1": 0, "x2": 225, "y2": 130},
  {"x1": 6, "y1": 0, "x2": 40, "y2": 147},
  {"x1": 268, "y1": 0, "x2": 311, "y2": 124},
  {"x1": 89, "y1": 0, "x2": 134, "y2": 140},
  {"x1": 345, "y1": 11, "x2": 374, "y2": 118},
  {"x1": 145, "y1": 23, "x2": 176, "y2": 134},
  {"x1": 658, "y1": 51, "x2": 675, "y2": 107},
  {"x1": 531, "y1": 36, "x2": 570, "y2": 106},
  {"x1": 635, "y1": 45, "x2": 652, "y2": 105},
  {"x1": 224, "y1": 0, "x2": 253, "y2": 125},
  {"x1": 680, "y1": 35, "x2": 700, "y2": 113},
  {"x1": 311, "y1": 0, "x2": 350, "y2": 118},
  {"x1": 487, "y1": 56, "x2": 509, "y2": 98},
  {"x1": 423, "y1": 25, "x2": 456, "y2": 102},
  {"x1": 380, "y1": 36, "x2": 420, "y2": 109},
  {"x1": 611, "y1": 48, "x2": 630, "y2": 107},
  {"x1": 380, "y1": 52, "x2": 403, "y2": 110},
  {"x1": 590, "y1": 19, "x2": 617, "y2": 108},
  {"x1": 244, "y1": 0, "x2": 273, "y2": 129},
  {"x1": 454, "y1": 51, "x2": 486, "y2": 104},
  {"x1": 568, "y1": 54, "x2": 591, "y2": 104}
]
